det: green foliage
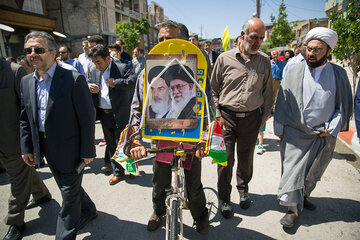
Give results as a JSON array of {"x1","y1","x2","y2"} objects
[
  {"x1": 114, "y1": 16, "x2": 149, "y2": 53},
  {"x1": 330, "y1": 0, "x2": 360, "y2": 95},
  {"x1": 270, "y1": 0, "x2": 295, "y2": 48}
]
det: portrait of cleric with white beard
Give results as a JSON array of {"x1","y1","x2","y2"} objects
[
  {"x1": 148, "y1": 66, "x2": 171, "y2": 119},
  {"x1": 164, "y1": 64, "x2": 197, "y2": 120}
]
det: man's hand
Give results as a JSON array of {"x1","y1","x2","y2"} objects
[
  {"x1": 88, "y1": 83, "x2": 100, "y2": 93},
  {"x1": 319, "y1": 129, "x2": 331, "y2": 137},
  {"x1": 82, "y1": 158, "x2": 94, "y2": 164},
  {"x1": 107, "y1": 78, "x2": 115, "y2": 88},
  {"x1": 195, "y1": 141, "x2": 207, "y2": 159},
  {"x1": 217, "y1": 116, "x2": 226, "y2": 130},
  {"x1": 130, "y1": 139, "x2": 146, "y2": 160},
  {"x1": 22, "y1": 153, "x2": 34, "y2": 167}
]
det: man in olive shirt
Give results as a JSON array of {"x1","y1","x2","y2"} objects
[{"x1": 211, "y1": 17, "x2": 272, "y2": 219}]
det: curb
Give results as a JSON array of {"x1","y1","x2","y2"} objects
[{"x1": 338, "y1": 125, "x2": 360, "y2": 157}]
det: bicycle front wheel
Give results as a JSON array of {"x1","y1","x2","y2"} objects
[
  {"x1": 203, "y1": 187, "x2": 219, "y2": 221},
  {"x1": 169, "y1": 199, "x2": 179, "y2": 240}
]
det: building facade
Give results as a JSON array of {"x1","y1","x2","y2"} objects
[{"x1": 1, "y1": 0, "x2": 166, "y2": 58}]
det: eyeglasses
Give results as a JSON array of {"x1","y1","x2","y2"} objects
[
  {"x1": 306, "y1": 47, "x2": 323, "y2": 54},
  {"x1": 58, "y1": 51, "x2": 67, "y2": 54},
  {"x1": 25, "y1": 47, "x2": 49, "y2": 55},
  {"x1": 170, "y1": 83, "x2": 188, "y2": 91}
]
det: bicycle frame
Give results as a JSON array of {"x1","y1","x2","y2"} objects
[{"x1": 165, "y1": 150, "x2": 187, "y2": 240}]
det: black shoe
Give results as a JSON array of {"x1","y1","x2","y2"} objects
[
  {"x1": 239, "y1": 193, "x2": 251, "y2": 209},
  {"x1": 26, "y1": 194, "x2": 52, "y2": 210},
  {"x1": 195, "y1": 214, "x2": 209, "y2": 234},
  {"x1": 4, "y1": 224, "x2": 25, "y2": 240},
  {"x1": 303, "y1": 196, "x2": 316, "y2": 210},
  {"x1": 220, "y1": 200, "x2": 233, "y2": 219},
  {"x1": 147, "y1": 212, "x2": 163, "y2": 231},
  {"x1": 77, "y1": 211, "x2": 98, "y2": 230}
]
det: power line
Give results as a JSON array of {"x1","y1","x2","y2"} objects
[{"x1": 266, "y1": 0, "x2": 304, "y2": 20}]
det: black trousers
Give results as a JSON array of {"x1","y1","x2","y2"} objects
[
  {"x1": 99, "y1": 109, "x2": 125, "y2": 176},
  {"x1": 39, "y1": 136, "x2": 96, "y2": 240},
  {"x1": 0, "y1": 149, "x2": 50, "y2": 226},
  {"x1": 217, "y1": 109, "x2": 261, "y2": 202},
  {"x1": 152, "y1": 158, "x2": 208, "y2": 220}
]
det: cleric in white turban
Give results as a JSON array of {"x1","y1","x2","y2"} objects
[
  {"x1": 273, "y1": 26, "x2": 352, "y2": 228},
  {"x1": 305, "y1": 27, "x2": 338, "y2": 49}
]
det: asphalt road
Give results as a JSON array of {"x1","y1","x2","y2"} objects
[{"x1": 1, "y1": 119, "x2": 359, "y2": 239}]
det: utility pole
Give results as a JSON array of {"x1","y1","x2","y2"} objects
[
  {"x1": 145, "y1": 0, "x2": 150, "y2": 52},
  {"x1": 200, "y1": 24, "x2": 203, "y2": 39},
  {"x1": 256, "y1": 0, "x2": 261, "y2": 18}
]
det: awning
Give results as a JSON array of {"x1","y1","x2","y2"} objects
[{"x1": 0, "y1": 7, "x2": 55, "y2": 31}]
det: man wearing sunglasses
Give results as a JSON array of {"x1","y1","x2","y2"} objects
[
  {"x1": 20, "y1": 31, "x2": 97, "y2": 239},
  {"x1": 274, "y1": 27, "x2": 352, "y2": 228}
]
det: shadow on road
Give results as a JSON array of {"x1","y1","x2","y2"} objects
[
  {"x1": 261, "y1": 138, "x2": 281, "y2": 152},
  {"x1": 22, "y1": 199, "x2": 61, "y2": 237}
]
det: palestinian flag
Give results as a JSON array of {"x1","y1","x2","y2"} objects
[
  {"x1": 112, "y1": 125, "x2": 140, "y2": 176},
  {"x1": 205, "y1": 121, "x2": 227, "y2": 166}
]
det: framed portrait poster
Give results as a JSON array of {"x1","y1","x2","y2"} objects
[{"x1": 140, "y1": 39, "x2": 209, "y2": 142}]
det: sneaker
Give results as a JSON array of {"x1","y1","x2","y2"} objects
[
  {"x1": 239, "y1": 192, "x2": 251, "y2": 209},
  {"x1": 99, "y1": 140, "x2": 106, "y2": 146},
  {"x1": 220, "y1": 200, "x2": 233, "y2": 219},
  {"x1": 256, "y1": 144, "x2": 264, "y2": 155}
]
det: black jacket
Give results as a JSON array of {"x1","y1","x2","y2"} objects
[{"x1": 20, "y1": 64, "x2": 96, "y2": 173}]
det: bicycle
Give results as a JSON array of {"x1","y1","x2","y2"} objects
[{"x1": 124, "y1": 132, "x2": 219, "y2": 240}]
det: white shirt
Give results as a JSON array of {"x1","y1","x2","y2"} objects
[
  {"x1": 99, "y1": 61, "x2": 112, "y2": 109},
  {"x1": 78, "y1": 53, "x2": 92, "y2": 75}
]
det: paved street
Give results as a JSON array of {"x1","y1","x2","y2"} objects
[{"x1": 1, "y1": 119, "x2": 359, "y2": 240}]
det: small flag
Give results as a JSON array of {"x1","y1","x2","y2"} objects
[
  {"x1": 222, "y1": 26, "x2": 230, "y2": 52},
  {"x1": 112, "y1": 125, "x2": 140, "y2": 176},
  {"x1": 204, "y1": 121, "x2": 227, "y2": 166}
]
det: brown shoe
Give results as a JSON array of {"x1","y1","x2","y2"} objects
[
  {"x1": 304, "y1": 197, "x2": 316, "y2": 210},
  {"x1": 147, "y1": 212, "x2": 163, "y2": 231},
  {"x1": 109, "y1": 175, "x2": 123, "y2": 185},
  {"x1": 280, "y1": 211, "x2": 298, "y2": 228},
  {"x1": 195, "y1": 214, "x2": 209, "y2": 234}
]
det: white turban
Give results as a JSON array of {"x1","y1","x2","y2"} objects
[{"x1": 305, "y1": 27, "x2": 338, "y2": 49}]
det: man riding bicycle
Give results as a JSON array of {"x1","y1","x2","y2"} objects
[{"x1": 129, "y1": 20, "x2": 211, "y2": 234}]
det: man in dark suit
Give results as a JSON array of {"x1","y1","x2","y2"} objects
[
  {"x1": 0, "y1": 59, "x2": 51, "y2": 240},
  {"x1": 203, "y1": 41, "x2": 218, "y2": 69},
  {"x1": 88, "y1": 44, "x2": 136, "y2": 185},
  {"x1": 19, "y1": 31, "x2": 97, "y2": 239}
]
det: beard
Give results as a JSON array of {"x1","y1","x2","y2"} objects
[
  {"x1": 167, "y1": 87, "x2": 195, "y2": 118},
  {"x1": 151, "y1": 94, "x2": 170, "y2": 118},
  {"x1": 306, "y1": 52, "x2": 328, "y2": 69},
  {"x1": 243, "y1": 39, "x2": 258, "y2": 55}
]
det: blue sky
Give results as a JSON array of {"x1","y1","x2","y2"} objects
[{"x1": 153, "y1": 0, "x2": 327, "y2": 39}]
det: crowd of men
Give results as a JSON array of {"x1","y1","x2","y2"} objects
[{"x1": 0, "y1": 16, "x2": 354, "y2": 240}]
